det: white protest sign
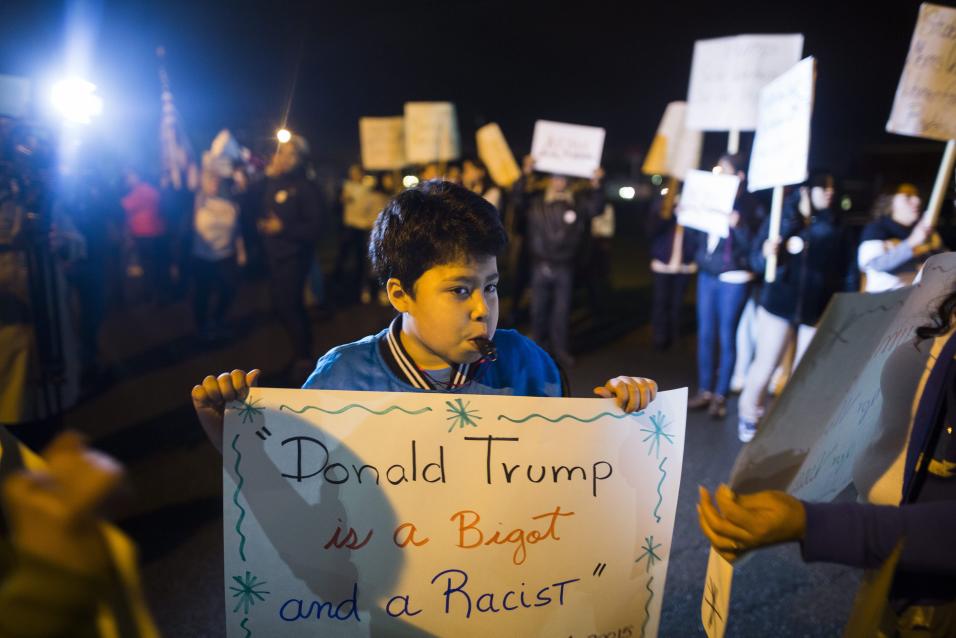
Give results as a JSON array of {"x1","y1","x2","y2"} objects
[
  {"x1": 747, "y1": 57, "x2": 816, "y2": 193},
  {"x1": 360, "y1": 117, "x2": 406, "y2": 170},
  {"x1": 404, "y1": 102, "x2": 461, "y2": 164},
  {"x1": 886, "y1": 3, "x2": 956, "y2": 141},
  {"x1": 686, "y1": 34, "x2": 804, "y2": 132},
  {"x1": 223, "y1": 388, "x2": 687, "y2": 637},
  {"x1": 675, "y1": 169, "x2": 740, "y2": 237},
  {"x1": 642, "y1": 102, "x2": 703, "y2": 181},
  {"x1": 530, "y1": 120, "x2": 606, "y2": 178},
  {"x1": 476, "y1": 123, "x2": 521, "y2": 188}
]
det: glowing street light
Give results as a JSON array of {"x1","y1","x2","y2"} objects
[
  {"x1": 276, "y1": 128, "x2": 292, "y2": 144},
  {"x1": 51, "y1": 78, "x2": 102, "y2": 124},
  {"x1": 618, "y1": 186, "x2": 636, "y2": 200},
  {"x1": 403, "y1": 175, "x2": 420, "y2": 188}
]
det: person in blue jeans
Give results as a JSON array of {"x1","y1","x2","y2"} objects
[{"x1": 689, "y1": 153, "x2": 765, "y2": 419}]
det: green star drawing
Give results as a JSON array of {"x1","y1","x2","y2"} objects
[
  {"x1": 235, "y1": 398, "x2": 264, "y2": 424},
  {"x1": 445, "y1": 398, "x2": 481, "y2": 432},
  {"x1": 640, "y1": 411, "x2": 675, "y2": 459},
  {"x1": 634, "y1": 535, "x2": 663, "y2": 573},
  {"x1": 230, "y1": 570, "x2": 270, "y2": 615}
]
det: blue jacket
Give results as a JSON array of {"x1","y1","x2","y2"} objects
[{"x1": 303, "y1": 321, "x2": 563, "y2": 397}]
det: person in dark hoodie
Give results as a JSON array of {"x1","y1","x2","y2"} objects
[
  {"x1": 512, "y1": 155, "x2": 606, "y2": 368},
  {"x1": 858, "y1": 183, "x2": 945, "y2": 293},
  {"x1": 647, "y1": 192, "x2": 698, "y2": 351},
  {"x1": 257, "y1": 135, "x2": 322, "y2": 376},
  {"x1": 736, "y1": 173, "x2": 859, "y2": 442},
  {"x1": 689, "y1": 153, "x2": 765, "y2": 419}
]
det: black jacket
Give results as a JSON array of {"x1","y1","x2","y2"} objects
[
  {"x1": 512, "y1": 176, "x2": 605, "y2": 265},
  {"x1": 647, "y1": 197, "x2": 698, "y2": 267},
  {"x1": 693, "y1": 191, "x2": 764, "y2": 276},
  {"x1": 751, "y1": 191, "x2": 859, "y2": 326},
  {"x1": 260, "y1": 168, "x2": 323, "y2": 259}
]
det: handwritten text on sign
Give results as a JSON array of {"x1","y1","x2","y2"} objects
[
  {"x1": 360, "y1": 117, "x2": 406, "y2": 171},
  {"x1": 530, "y1": 120, "x2": 606, "y2": 179},
  {"x1": 685, "y1": 34, "x2": 804, "y2": 132},
  {"x1": 223, "y1": 388, "x2": 687, "y2": 637},
  {"x1": 747, "y1": 57, "x2": 815, "y2": 192},
  {"x1": 676, "y1": 169, "x2": 741, "y2": 238},
  {"x1": 887, "y1": 3, "x2": 956, "y2": 141},
  {"x1": 404, "y1": 102, "x2": 461, "y2": 164}
]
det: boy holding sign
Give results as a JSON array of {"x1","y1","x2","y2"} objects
[{"x1": 192, "y1": 180, "x2": 657, "y2": 452}]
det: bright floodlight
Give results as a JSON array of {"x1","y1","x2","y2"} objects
[
  {"x1": 276, "y1": 128, "x2": 292, "y2": 144},
  {"x1": 661, "y1": 187, "x2": 670, "y2": 196},
  {"x1": 403, "y1": 175, "x2": 420, "y2": 188},
  {"x1": 51, "y1": 78, "x2": 102, "y2": 124},
  {"x1": 618, "y1": 186, "x2": 636, "y2": 200}
]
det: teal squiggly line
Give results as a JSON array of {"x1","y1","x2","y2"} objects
[
  {"x1": 497, "y1": 410, "x2": 644, "y2": 424},
  {"x1": 653, "y1": 457, "x2": 668, "y2": 523},
  {"x1": 279, "y1": 404, "x2": 432, "y2": 416},
  {"x1": 641, "y1": 576, "x2": 655, "y2": 638},
  {"x1": 231, "y1": 434, "x2": 247, "y2": 562},
  {"x1": 239, "y1": 617, "x2": 251, "y2": 638}
]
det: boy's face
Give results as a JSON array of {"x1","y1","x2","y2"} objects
[{"x1": 389, "y1": 256, "x2": 499, "y2": 369}]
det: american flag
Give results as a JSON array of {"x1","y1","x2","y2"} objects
[{"x1": 156, "y1": 46, "x2": 195, "y2": 191}]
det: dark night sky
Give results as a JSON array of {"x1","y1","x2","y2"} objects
[{"x1": 0, "y1": 0, "x2": 950, "y2": 177}]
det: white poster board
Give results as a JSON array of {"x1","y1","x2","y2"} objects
[
  {"x1": 360, "y1": 117, "x2": 406, "y2": 171},
  {"x1": 404, "y1": 102, "x2": 461, "y2": 164},
  {"x1": 642, "y1": 102, "x2": 703, "y2": 181},
  {"x1": 223, "y1": 388, "x2": 688, "y2": 637},
  {"x1": 675, "y1": 169, "x2": 740, "y2": 237},
  {"x1": 686, "y1": 34, "x2": 804, "y2": 132},
  {"x1": 530, "y1": 120, "x2": 606, "y2": 178},
  {"x1": 476, "y1": 123, "x2": 521, "y2": 188},
  {"x1": 747, "y1": 57, "x2": 816, "y2": 192},
  {"x1": 886, "y1": 3, "x2": 956, "y2": 141}
]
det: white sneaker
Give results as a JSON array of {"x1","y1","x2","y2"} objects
[{"x1": 737, "y1": 419, "x2": 757, "y2": 443}]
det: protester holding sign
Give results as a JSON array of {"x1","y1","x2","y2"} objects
[
  {"x1": 699, "y1": 282, "x2": 956, "y2": 635},
  {"x1": 462, "y1": 157, "x2": 502, "y2": 210},
  {"x1": 512, "y1": 156, "x2": 607, "y2": 368},
  {"x1": 257, "y1": 135, "x2": 323, "y2": 379},
  {"x1": 858, "y1": 183, "x2": 946, "y2": 292},
  {"x1": 689, "y1": 154, "x2": 765, "y2": 419},
  {"x1": 736, "y1": 173, "x2": 858, "y2": 442},
  {"x1": 647, "y1": 194, "x2": 698, "y2": 351},
  {"x1": 193, "y1": 180, "x2": 658, "y2": 452}
]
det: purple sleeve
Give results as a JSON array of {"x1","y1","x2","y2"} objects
[{"x1": 800, "y1": 500, "x2": 956, "y2": 574}]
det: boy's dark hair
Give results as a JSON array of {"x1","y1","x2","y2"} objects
[{"x1": 369, "y1": 179, "x2": 508, "y2": 293}]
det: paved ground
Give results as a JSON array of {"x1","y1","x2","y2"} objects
[{"x1": 34, "y1": 239, "x2": 860, "y2": 637}]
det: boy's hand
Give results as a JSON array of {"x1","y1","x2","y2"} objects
[
  {"x1": 191, "y1": 369, "x2": 260, "y2": 454},
  {"x1": 2, "y1": 432, "x2": 123, "y2": 576},
  {"x1": 593, "y1": 376, "x2": 658, "y2": 412}
]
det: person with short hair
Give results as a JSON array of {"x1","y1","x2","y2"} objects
[{"x1": 192, "y1": 179, "x2": 658, "y2": 453}]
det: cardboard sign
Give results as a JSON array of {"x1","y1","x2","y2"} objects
[
  {"x1": 404, "y1": 102, "x2": 461, "y2": 164},
  {"x1": 476, "y1": 123, "x2": 521, "y2": 188},
  {"x1": 703, "y1": 252, "x2": 955, "y2": 634},
  {"x1": 642, "y1": 102, "x2": 703, "y2": 181},
  {"x1": 360, "y1": 117, "x2": 406, "y2": 170},
  {"x1": 686, "y1": 34, "x2": 804, "y2": 132},
  {"x1": 530, "y1": 120, "x2": 606, "y2": 178},
  {"x1": 728, "y1": 252, "x2": 956, "y2": 500},
  {"x1": 887, "y1": 3, "x2": 956, "y2": 141},
  {"x1": 675, "y1": 169, "x2": 741, "y2": 237},
  {"x1": 223, "y1": 388, "x2": 688, "y2": 637},
  {"x1": 747, "y1": 57, "x2": 816, "y2": 192}
]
